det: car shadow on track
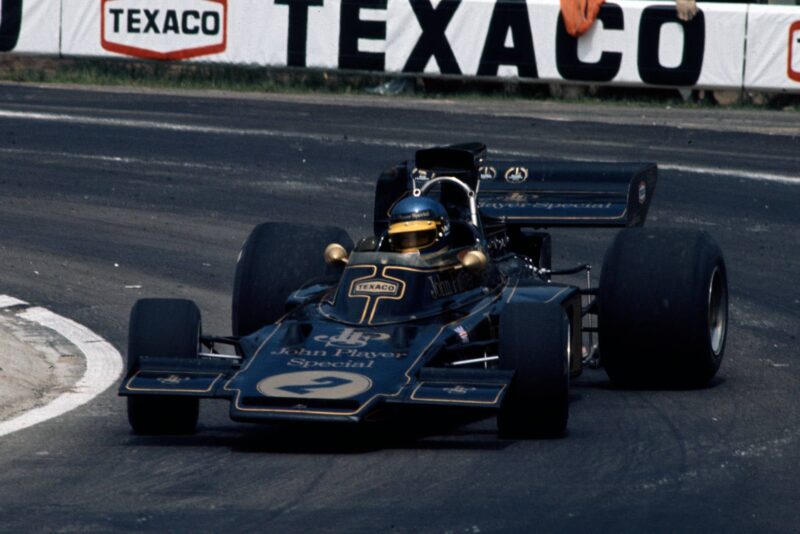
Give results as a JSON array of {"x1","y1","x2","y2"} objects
[
  {"x1": 121, "y1": 409, "x2": 557, "y2": 453},
  {"x1": 571, "y1": 368, "x2": 727, "y2": 391}
]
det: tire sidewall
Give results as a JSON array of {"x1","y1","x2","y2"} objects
[
  {"x1": 598, "y1": 228, "x2": 728, "y2": 388},
  {"x1": 498, "y1": 300, "x2": 570, "y2": 437},
  {"x1": 127, "y1": 298, "x2": 201, "y2": 373},
  {"x1": 231, "y1": 223, "x2": 352, "y2": 336}
]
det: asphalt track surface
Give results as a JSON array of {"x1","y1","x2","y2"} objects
[{"x1": 0, "y1": 83, "x2": 798, "y2": 532}]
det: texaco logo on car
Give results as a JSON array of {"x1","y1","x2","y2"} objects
[{"x1": 351, "y1": 279, "x2": 401, "y2": 297}]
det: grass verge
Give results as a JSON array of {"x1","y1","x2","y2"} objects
[{"x1": 1, "y1": 55, "x2": 798, "y2": 111}]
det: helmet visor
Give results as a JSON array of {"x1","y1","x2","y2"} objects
[{"x1": 390, "y1": 228, "x2": 438, "y2": 252}]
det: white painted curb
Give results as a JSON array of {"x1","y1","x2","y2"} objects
[{"x1": 0, "y1": 297, "x2": 123, "y2": 438}]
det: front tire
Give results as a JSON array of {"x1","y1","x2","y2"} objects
[
  {"x1": 497, "y1": 301, "x2": 570, "y2": 438},
  {"x1": 598, "y1": 228, "x2": 728, "y2": 388},
  {"x1": 127, "y1": 299, "x2": 201, "y2": 435}
]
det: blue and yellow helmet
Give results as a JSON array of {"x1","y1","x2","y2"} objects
[{"x1": 388, "y1": 196, "x2": 450, "y2": 253}]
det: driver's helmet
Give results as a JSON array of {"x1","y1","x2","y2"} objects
[{"x1": 387, "y1": 196, "x2": 450, "y2": 253}]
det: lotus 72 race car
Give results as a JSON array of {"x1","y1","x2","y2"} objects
[{"x1": 119, "y1": 143, "x2": 728, "y2": 438}]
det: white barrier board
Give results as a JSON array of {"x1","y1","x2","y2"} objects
[
  {"x1": 2, "y1": 0, "x2": 799, "y2": 92},
  {"x1": 0, "y1": 0, "x2": 60, "y2": 54},
  {"x1": 57, "y1": 0, "x2": 747, "y2": 89},
  {"x1": 745, "y1": 5, "x2": 800, "y2": 91}
]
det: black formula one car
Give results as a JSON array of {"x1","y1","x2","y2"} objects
[{"x1": 120, "y1": 143, "x2": 728, "y2": 438}]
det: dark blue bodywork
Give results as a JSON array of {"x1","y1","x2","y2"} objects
[{"x1": 122, "y1": 247, "x2": 579, "y2": 423}]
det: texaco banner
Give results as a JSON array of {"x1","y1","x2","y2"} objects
[
  {"x1": 745, "y1": 4, "x2": 800, "y2": 91},
  {"x1": 1, "y1": 0, "x2": 798, "y2": 92}
]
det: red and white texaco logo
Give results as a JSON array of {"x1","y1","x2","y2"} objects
[
  {"x1": 789, "y1": 21, "x2": 800, "y2": 82},
  {"x1": 101, "y1": 0, "x2": 227, "y2": 61}
]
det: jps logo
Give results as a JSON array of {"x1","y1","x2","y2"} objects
[
  {"x1": 351, "y1": 278, "x2": 400, "y2": 297},
  {"x1": 444, "y1": 385, "x2": 476, "y2": 395},
  {"x1": 504, "y1": 167, "x2": 529, "y2": 184},
  {"x1": 156, "y1": 374, "x2": 189, "y2": 385},
  {"x1": 101, "y1": 0, "x2": 227, "y2": 60},
  {"x1": 313, "y1": 327, "x2": 390, "y2": 348},
  {"x1": 479, "y1": 166, "x2": 497, "y2": 181}
]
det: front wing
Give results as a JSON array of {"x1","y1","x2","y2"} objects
[{"x1": 119, "y1": 357, "x2": 514, "y2": 423}]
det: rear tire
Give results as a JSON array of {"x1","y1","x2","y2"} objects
[
  {"x1": 373, "y1": 165, "x2": 410, "y2": 238},
  {"x1": 497, "y1": 301, "x2": 570, "y2": 438},
  {"x1": 232, "y1": 223, "x2": 352, "y2": 336},
  {"x1": 127, "y1": 299, "x2": 201, "y2": 435},
  {"x1": 598, "y1": 228, "x2": 728, "y2": 388}
]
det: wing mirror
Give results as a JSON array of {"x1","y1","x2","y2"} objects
[
  {"x1": 461, "y1": 250, "x2": 488, "y2": 273},
  {"x1": 324, "y1": 243, "x2": 349, "y2": 266}
]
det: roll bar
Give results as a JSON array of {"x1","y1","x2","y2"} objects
[{"x1": 414, "y1": 176, "x2": 480, "y2": 227}]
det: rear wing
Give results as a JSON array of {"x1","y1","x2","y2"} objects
[{"x1": 477, "y1": 161, "x2": 657, "y2": 228}]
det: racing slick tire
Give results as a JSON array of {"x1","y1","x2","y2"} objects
[
  {"x1": 598, "y1": 228, "x2": 728, "y2": 388},
  {"x1": 232, "y1": 222, "x2": 353, "y2": 336},
  {"x1": 373, "y1": 166, "x2": 409, "y2": 237},
  {"x1": 497, "y1": 301, "x2": 570, "y2": 438},
  {"x1": 127, "y1": 299, "x2": 201, "y2": 435}
]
